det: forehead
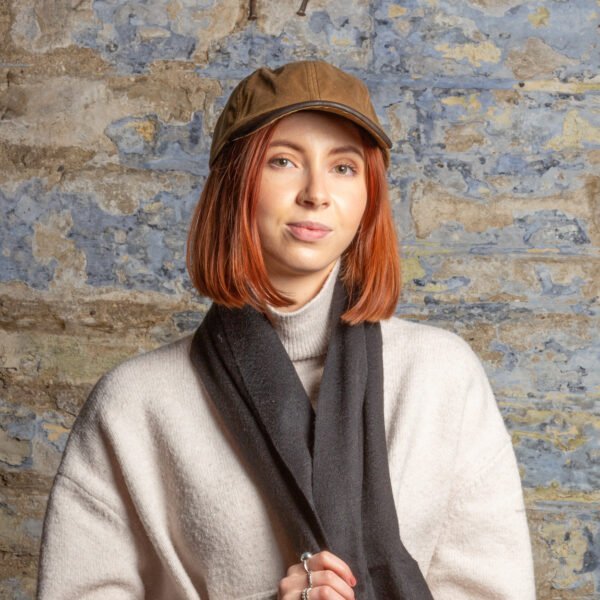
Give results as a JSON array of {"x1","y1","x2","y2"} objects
[{"x1": 269, "y1": 110, "x2": 363, "y2": 145}]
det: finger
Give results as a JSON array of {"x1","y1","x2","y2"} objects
[
  {"x1": 309, "y1": 587, "x2": 346, "y2": 600},
  {"x1": 311, "y1": 569, "x2": 355, "y2": 600},
  {"x1": 285, "y1": 570, "x2": 355, "y2": 600},
  {"x1": 307, "y1": 550, "x2": 357, "y2": 587}
]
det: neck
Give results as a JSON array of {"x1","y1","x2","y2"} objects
[{"x1": 268, "y1": 264, "x2": 337, "y2": 313}]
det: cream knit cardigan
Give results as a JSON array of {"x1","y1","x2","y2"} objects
[{"x1": 37, "y1": 267, "x2": 536, "y2": 599}]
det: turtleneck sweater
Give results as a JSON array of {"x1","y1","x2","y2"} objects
[
  {"x1": 265, "y1": 260, "x2": 339, "y2": 409},
  {"x1": 37, "y1": 267, "x2": 536, "y2": 599}
]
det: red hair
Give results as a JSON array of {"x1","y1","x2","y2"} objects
[{"x1": 186, "y1": 117, "x2": 401, "y2": 325}]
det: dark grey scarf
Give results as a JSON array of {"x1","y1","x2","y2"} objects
[{"x1": 190, "y1": 277, "x2": 433, "y2": 599}]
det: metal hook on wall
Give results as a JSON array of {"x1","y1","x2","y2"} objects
[
  {"x1": 248, "y1": 1, "x2": 310, "y2": 20},
  {"x1": 248, "y1": 0, "x2": 258, "y2": 20},
  {"x1": 297, "y1": 0, "x2": 310, "y2": 16}
]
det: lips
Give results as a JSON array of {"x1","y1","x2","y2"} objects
[{"x1": 287, "y1": 221, "x2": 332, "y2": 241}]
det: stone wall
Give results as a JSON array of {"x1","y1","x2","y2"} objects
[{"x1": 1, "y1": 1, "x2": 599, "y2": 598}]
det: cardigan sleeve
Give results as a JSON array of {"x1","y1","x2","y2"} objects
[
  {"x1": 424, "y1": 349, "x2": 536, "y2": 599},
  {"x1": 36, "y1": 375, "x2": 168, "y2": 599}
]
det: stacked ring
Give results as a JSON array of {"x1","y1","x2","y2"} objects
[{"x1": 300, "y1": 552, "x2": 313, "y2": 599}]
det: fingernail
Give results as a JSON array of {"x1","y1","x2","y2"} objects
[{"x1": 351, "y1": 576, "x2": 357, "y2": 586}]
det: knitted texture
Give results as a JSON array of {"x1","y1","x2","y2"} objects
[{"x1": 37, "y1": 274, "x2": 536, "y2": 599}]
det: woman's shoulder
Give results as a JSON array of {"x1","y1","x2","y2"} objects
[
  {"x1": 378, "y1": 315, "x2": 491, "y2": 393},
  {"x1": 105, "y1": 334, "x2": 194, "y2": 379},
  {"x1": 77, "y1": 334, "x2": 196, "y2": 423},
  {"x1": 380, "y1": 316, "x2": 479, "y2": 363}
]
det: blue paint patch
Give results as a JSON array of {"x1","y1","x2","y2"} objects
[
  {"x1": 1, "y1": 177, "x2": 203, "y2": 294},
  {"x1": 23, "y1": 517, "x2": 43, "y2": 541},
  {"x1": 5, "y1": 417, "x2": 36, "y2": 441},
  {"x1": 490, "y1": 340, "x2": 519, "y2": 371},
  {"x1": 512, "y1": 424, "x2": 600, "y2": 492},
  {"x1": 536, "y1": 267, "x2": 585, "y2": 297},
  {"x1": 104, "y1": 112, "x2": 208, "y2": 173},
  {"x1": 0, "y1": 182, "x2": 59, "y2": 289},
  {"x1": 171, "y1": 310, "x2": 206, "y2": 333},
  {"x1": 72, "y1": 1, "x2": 198, "y2": 73},
  {"x1": 309, "y1": 11, "x2": 333, "y2": 34},
  {"x1": 372, "y1": 0, "x2": 600, "y2": 80},
  {"x1": 519, "y1": 211, "x2": 591, "y2": 248}
]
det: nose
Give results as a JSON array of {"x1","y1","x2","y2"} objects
[{"x1": 296, "y1": 168, "x2": 329, "y2": 209}]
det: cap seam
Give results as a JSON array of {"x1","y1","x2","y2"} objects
[
  {"x1": 311, "y1": 61, "x2": 322, "y2": 99},
  {"x1": 304, "y1": 62, "x2": 314, "y2": 98}
]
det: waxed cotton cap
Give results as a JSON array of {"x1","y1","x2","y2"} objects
[{"x1": 209, "y1": 60, "x2": 392, "y2": 167}]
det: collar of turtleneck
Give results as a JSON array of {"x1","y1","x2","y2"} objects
[{"x1": 266, "y1": 260, "x2": 340, "y2": 362}]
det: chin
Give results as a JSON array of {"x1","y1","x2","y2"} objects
[{"x1": 270, "y1": 254, "x2": 338, "y2": 279}]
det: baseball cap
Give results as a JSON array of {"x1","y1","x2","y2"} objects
[{"x1": 209, "y1": 60, "x2": 392, "y2": 167}]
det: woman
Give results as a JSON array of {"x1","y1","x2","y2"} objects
[{"x1": 37, "y1": 61, "x2": 536, "y2": 599}]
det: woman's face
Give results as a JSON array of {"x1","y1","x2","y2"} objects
[{"x1": 256, "y1": 110, "x2": 368, "y2": 291}]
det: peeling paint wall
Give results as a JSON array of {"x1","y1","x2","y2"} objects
[{"x1": 1, "y1": 1, "x2": 599, "y2": 598}]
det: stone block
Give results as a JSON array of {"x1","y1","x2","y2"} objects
[
  {"x1": 409, "y1": 178, "x2": 599, "y2": 247},
  {"x1": 400, "y1": 253, "x2": 599, "y2": 307},
  {"x1": 528, "y1": 505, "x2": 600, "y2": 598},
  {"x1": 504, "y1": 401, "x2": 600, "y2": 491}
]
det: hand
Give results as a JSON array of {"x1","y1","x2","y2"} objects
[{"x1": 277, "y1": 550, "x2": 357, "y2": 599}]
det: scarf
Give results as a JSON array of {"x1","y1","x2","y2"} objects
[{"x1": 190, "y1": 276, "x2": 434, "y2": 599}]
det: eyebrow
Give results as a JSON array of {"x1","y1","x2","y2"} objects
[{"x1": 268, "y1": 139, "x2": 365, "y2": 160}]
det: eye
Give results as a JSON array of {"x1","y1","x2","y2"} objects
[
  {"x1": 269, "y1": 157, "x2": 294, "y2": 168},
  {"x1": 333, "y1": 163, "x2": 357, "y2": 176}
]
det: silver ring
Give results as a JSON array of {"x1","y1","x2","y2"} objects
[
  {"x1": 300, "y1": 551, "x2": 312, "y2": 574},
  {"x1": 300, "y1": 551, "x2": 313, "y2": 599}
]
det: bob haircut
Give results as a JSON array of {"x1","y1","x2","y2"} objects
[{"x1": 186, "y1": 112, "x2": 401, "y2": 325}]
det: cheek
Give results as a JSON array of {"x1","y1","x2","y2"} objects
[
  {"x1": 346, "y1": 187, "x2": 368, "y2": 231},
  {"x1": 256, "y1": 176, "x2": 288, "y2": 223},
  {"x1": 255, "y1": 202, "x2": 272, "y2": 241},
  {"x1": 255, "y1": 196, "x2": 285, "y2": 247}
]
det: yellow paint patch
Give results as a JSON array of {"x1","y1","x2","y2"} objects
[
  {"x1": 435, "y1": 41, "x2": 501, "y2": 66},
  {"x1": 510, "y1": 408, "x2": 598, "y2": 452},
  {"x1": 512, "y1": 432, "x2": 587, "y2": 452},
  {"x1": 132, "y1": 119, "x2": 157, "y2": 143},
  {"x1": 528, "y1": 6, "x2": 550, "y2": 27},
  {"x1": 526, "y1": 486, "x2": 600, "y2": 504},
  {"x1": 388, "y1": 5, "x2": 408, "y2": 17},
  {"x1": 401, "y1": 247, "x2": 458, "y2": 292},
  {"x1": 402, "y1": 256, "x2": 426, "y2": 283},
  {"x1": 42, "y1": 422, "x2": 70, "y2": 442},
  {"x1": 444, "y1": 122, "x2": 485, "y2": 152},
  {"x1": 526, "y1": 247, "x2": 560, "y2": 254},
  {"x1": 546, "y1": 110, "x2": 600, "y2": 151},
  {"x1": 442, "y1": 94, "x2": 482, "y2": 114},
  {"x1": 331, "y1": 36, "x2": 353, "y2": 47},
  {"x1": 486, "y1": 106, "x2": 513, "y2": 127},
  {"x1": 32, "y1": 212, "x2": 88, "y2": 289},
  {"x1": 167, "y1": 0, "x2": 182, "y2": 20},
  {"x1": 138, "y1": 27, "x2": 170, "y2": 41},
  {"x1": 143, "y1": 200, "x2": 164, "y2": 214},
  {"x1": 519, "y1": 79, "x2": 600, "y2": 93}
]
